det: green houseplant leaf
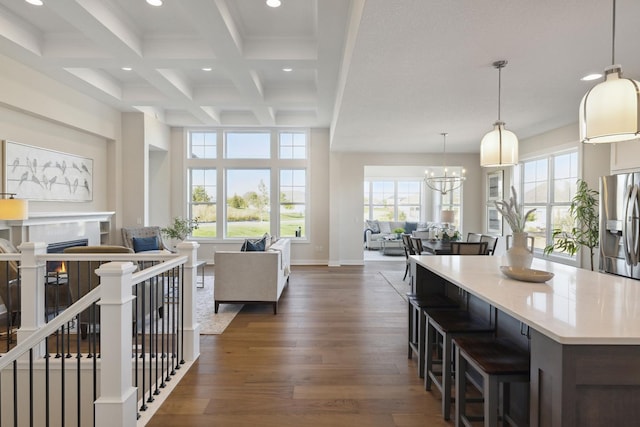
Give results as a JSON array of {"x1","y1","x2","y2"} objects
[
  {"x1": 543, "y1": 179, "x2": 599, "y2": 270},
  {"x1": 161, "y1": 217, "x2": 200, "y2": 241}
]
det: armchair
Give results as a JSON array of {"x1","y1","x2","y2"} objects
[{"x1": 122, "y1": 226, "x2": 171, "y2": 253}]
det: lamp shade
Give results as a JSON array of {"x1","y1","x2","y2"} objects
[
  {"x1": 579, "y1": 66, "x2": 640, "y2": 144},
  {"x1": 480, "y1": 121, "x2": 518, "y2": 167},
  {"x1": 441, "y1": 209, "x2": 455, "y2": 224},
  {"x1": 0, "y1": 198, "x2": 28, "y2": 220}
]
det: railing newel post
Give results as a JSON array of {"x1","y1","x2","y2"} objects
[
  {"x1": 176, "y1": 241, "x2": 200, "y2": 361},
  {"x1": 94, "y1": 261, "x2": 137, "y2": 427},
  {"x1": 16, "y1": 242, "x2": 47, "y2": 358}
]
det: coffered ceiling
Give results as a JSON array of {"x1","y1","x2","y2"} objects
[{"x1": 1, "y1": 0, "x2": 639, "y2": 154}]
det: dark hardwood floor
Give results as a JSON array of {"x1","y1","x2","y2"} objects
[{"x1": 147, "y1": 261, "x2": 453, "y2": 427}]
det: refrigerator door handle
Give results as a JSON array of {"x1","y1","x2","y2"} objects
[
  {"x1": 624, "y1": 184, "x2": 634, "y2": 266},
  {"x1": 631, "y1": 185, "x2": 640, "y2": 266},
  {"x1": 625, "y1": 185, "x2": 640, "y2": 267}
]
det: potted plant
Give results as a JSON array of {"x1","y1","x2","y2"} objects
[
  {"x1": 543, "y1": 179, "x2": 599, "y2": 270},
  {"x1": 495, "y1": 186, "x2": 536, "y2": 269},
  {"x1": 393, "y1": 227, "x2": 405, "y2": 238},
  {"x1": 441, "y1": 229, "x2": 460, "y2": 242},
  {"x1": 161, "y1": 216, "x2": 200, "y2": 241}
]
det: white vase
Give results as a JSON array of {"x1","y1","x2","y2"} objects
[{"x1": 507, "y1": 232, "x2": 533, "y2": 270}]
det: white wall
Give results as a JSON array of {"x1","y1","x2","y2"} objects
[{"x1": 0, "y1": 54, "x2": 120, "y2": 221}]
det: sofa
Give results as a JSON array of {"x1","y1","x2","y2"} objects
[
  {"x1": 213, "y1": 238, "x2": 291, "y2": 314},
  {"x1": 364, "y1": 220, "x2": 448, "y2": 249}
]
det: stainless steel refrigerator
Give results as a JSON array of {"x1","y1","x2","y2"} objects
[{"x1": 600, "y1": 173, "x2": 640, "y2": 279}]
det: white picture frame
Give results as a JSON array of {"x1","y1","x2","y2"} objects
[{"x1": 3, "y1": 140, "x2": 93, "y2": 202}]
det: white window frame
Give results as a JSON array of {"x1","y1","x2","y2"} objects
[
  {"x1": 185, "y1": 128, "x2": 310, "y2": 241},
  {"x1": 518, "y1": 148, "x2": 579, "y2": 266}
]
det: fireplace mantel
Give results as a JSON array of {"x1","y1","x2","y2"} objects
[
  {"x1": 2, "y1": 211, "x2": 114, "y2": 247},
  {"x1": 6, "y1": 211, "x2": 114, "y2": 227}
]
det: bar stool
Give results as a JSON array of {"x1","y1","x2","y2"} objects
[
  {"x1": 424, "y1": 308, "x2": 495, "y2": 420},
  {"x1": 407, "y1": 293, "x2": 458, "y2": 378},
  {"x1": 454, "y1": 336, "x2": 530, "y2": 427}
]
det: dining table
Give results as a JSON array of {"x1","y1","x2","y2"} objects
[{"x1": 420, "y1": 239, "x2": 452, "y2": 255}]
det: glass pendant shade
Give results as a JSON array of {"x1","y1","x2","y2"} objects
[
  {"x1": 580, "y1": 66, "x2": 640, "y2": 144},
  {"x1": 480, "y1": 121, "x2": 518, "y2": 167}
]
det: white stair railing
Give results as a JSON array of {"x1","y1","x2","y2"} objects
[{"x1": 0, "y1": 240, "x2": 200, "y2": 426}]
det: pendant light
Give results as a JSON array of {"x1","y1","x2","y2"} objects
[
  {"x1": 480, "y1": 60, "x2": 518, "y2": 167},
  {"x1": 425, "y1": 133, "x2": 466, "y2": 195},
  {"x1": 579, "y1": 0, "x2": 640, "y2": 144}
]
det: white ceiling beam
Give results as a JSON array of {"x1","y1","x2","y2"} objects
[{"x1": 177, "y1": 0, "x2": 275, "y2": 125}]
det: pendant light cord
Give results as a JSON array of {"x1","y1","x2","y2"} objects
[
  {"x1": 611, "y1": 0, "x2": 616, "y2": 65},
  {"x1": 492, "y1": 60, "x2": 507, "y2": 122},
  {"x1": 497, "y1": 65, "x2": 502, "y2": 121},
  {"x1": 441, "y1": 132, "x2": 448, "y2": 172}
]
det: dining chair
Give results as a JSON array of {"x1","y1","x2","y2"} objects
[
  {"x1": 450, "y1": 241, "x2": 488, "y2": 255},
  {"x1": 479, "y1": 234, "x2": 499, "y2": 255},
  {"x1": 410, "y1": 236, "x2": 425, "y2": 255},
  {"x1": 466, "y1": 232, "x2": 482, "y2": 243},
  {"x1": 401, "y1": 234, "x2": 416, "y2": 280}
]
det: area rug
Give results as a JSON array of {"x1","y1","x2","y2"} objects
[
  {"x1": 379, "y1": 269, "x2": 411, "y2": 302},
  {"x1": 196, "y1": 274, "x2": 242, "y2": 334}
]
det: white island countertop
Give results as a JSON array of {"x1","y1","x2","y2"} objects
[{"x1": 413, "y1": 255, "x2": 640, "y2": 345}]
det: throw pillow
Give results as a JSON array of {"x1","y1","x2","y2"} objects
[
  {"x1": 378, "y1": 221, "x2": 392, "y2": 234},
  {"x1": 240, "y1": 236, "x2": 267, "y2": 252},
  {"x1": 365, "y1": 219, "x2": 380, "y2": 233},
  {"x1": 132, "y1": 236, "x2": 159, "y2": 252},
  {"x1": 405, "y1": 222, "x2": 418, "y2": 234}
]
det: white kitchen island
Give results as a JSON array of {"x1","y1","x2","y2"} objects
[{"x1": 412, "y1": 255, "x2": 640, "y2": 426}]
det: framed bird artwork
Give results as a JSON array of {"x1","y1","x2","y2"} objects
[{"x1": 2, "y1": 140, "x2": 93, "y2": 202}]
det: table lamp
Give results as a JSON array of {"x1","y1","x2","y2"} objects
[
  {"x1": 0, "y1": 193, "x2": 29, "y2": 220},
  {"x1": 441, "y1": 209, "x2": 455, "y2": 227}
]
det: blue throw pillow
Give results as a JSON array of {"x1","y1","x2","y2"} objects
[
  {"x1": 405, "y1": 222, "x2": 418, "y2": 234},
  {"x1": 241, "y1": 236, "x2": 267, "y2": 252},
  {"x1": 132, "y1": 236, "x2": 159, "y2": 252}
]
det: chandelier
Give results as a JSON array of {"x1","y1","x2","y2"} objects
[
  {"x1": 579, "y1": 0, "x2": 640, "y2": 144},
  {"x1": 425, "y1": 133, "x2": 466, "y2": 195}
]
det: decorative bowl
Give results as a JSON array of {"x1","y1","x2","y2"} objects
[{"x1": 500, "y1": 266, "x2": 554, "y2": 283}]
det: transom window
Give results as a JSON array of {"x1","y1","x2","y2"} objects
[
  {"x1": 225, "y1": 131, "x2": 271, "y2": 159},
  {"x1": 279, "y1": 132, "x2": 306, "y2": 159},
  {"x1": 189, "y1": 131, "x2": 216, "y2": 159}
]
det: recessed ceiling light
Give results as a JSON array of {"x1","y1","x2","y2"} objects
[
  {"x1": 581, "y1": 73, "x2": 603, "y2": 81},
  {"x1": 202, "y1": 67, "x2": 212, "y2": 71},
  {"x1": 282, "y1": 68, "x2": 293, "y2": 72},
  {"x1": 146, "y1": 0, "x2": 163, "y2": 6},
  {"x1": 25, "y1": 0, "x2": 44, "y2": 5},
  {"x1": 121, "y1": 67, "x2": 132, "y2": 71},
  {"x1": 266, "y1": 0, "x2": 281, "y2": 7}
]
